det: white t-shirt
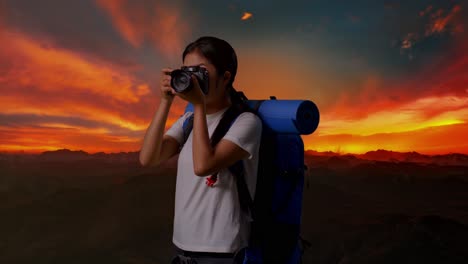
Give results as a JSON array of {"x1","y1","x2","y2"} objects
[{"x1": 165, "y1": 106, "x2": 262, "y2": 253}]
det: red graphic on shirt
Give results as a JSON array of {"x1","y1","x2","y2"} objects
[{"x1": 205, "y1": 175, "x2": 218, "y2": 187}]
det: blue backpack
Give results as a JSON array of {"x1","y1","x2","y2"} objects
[{"x1": 182, "y1": 91, "x2": 320, "y2": 263}]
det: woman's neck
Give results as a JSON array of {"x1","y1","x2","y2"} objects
[{"x1": 205, "y1": 97, "x2": 232, "y2": 114}]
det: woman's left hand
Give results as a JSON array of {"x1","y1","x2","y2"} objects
[{"x1": 174, "y1": 75, "x2": 205, "y2": 105}]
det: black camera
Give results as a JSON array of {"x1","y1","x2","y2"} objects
[{"x1": 170, "y1": 66, "x2": 209, "y2": 95}]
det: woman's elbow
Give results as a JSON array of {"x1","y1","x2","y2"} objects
[
  {"x1": 139, "y1": 155, "x2": 148, "y2": 167},
  {"x1": 139, "y1": 153, "x2": 154, "y2": 167},
  {"x1": 194, "y1": 168, "x2": 206, "y2": 177},
  {"x1": 194, "y1": 164, "x2": 211, "y2": 177}
]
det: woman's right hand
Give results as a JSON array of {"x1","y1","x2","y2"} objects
[{"x1": 160, "y1": 68, "x2": 176, "y2": 101}]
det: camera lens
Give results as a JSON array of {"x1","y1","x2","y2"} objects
[{"x1": 171, "y1": 70, "x2": 192, "y2": 93}]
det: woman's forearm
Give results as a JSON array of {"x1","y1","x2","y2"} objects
[
  {"x1": 139, "y1": 98, "x2": 173, "y2": 166},
  {"x1": 192, "y1": 103, "x2": 214, "y2": 175}
]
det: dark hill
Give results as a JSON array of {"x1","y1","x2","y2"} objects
[{"x1": 1, "y1": 150, "x2": 467, "y2": 263}]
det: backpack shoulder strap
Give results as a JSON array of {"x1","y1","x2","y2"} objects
[
  {"x1": 180, "y1": 103, "x2": 244, "y2": 148},
  {"x1": 180, "y1": 101, "x2": 256, "y2": 216},
  {"x1": 181, "y1": 112, "x2": 194, "y2": 147},
  {"x1": 230, "y1": 159, "x2": 254, "y2": 217},
  {"x1": 212, "y1": 103, "x2": 256, "y2": 216},
  {"x1": 209, "y1": 103, "x2": 249, "y2": 146}
]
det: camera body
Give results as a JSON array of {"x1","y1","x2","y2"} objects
[{"x1": 170, "y1": 66, "x2": 209, "y2": 95}]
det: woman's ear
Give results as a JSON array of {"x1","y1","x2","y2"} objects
[{"x1": 223, "y1": 71, "x2": 231, "y2": 86}]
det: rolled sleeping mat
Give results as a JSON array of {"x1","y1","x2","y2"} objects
[
  {"x1": 247, "y1": 99, "x2": 319, "y2": 135},
  {"x1": 184, "y1": 99, "x2": 320, "y2": 135}
]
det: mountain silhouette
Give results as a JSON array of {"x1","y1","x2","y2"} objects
[
  {"x1": 32, "y1": 149, "x2": 140, "y2": 163},
  {"x1": 0, "y1": 148, "x2": 453, "y2": 167},
  {"x1": 40, "y1": 149, "x2": 90, "y2": 161},
  {"x1": 305, "y1": 149, "x2": 468, "y2": 167}
]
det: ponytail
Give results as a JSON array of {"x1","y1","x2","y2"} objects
[{"x1": 228, "y1": 85, "x2": 250, "y2": 112}]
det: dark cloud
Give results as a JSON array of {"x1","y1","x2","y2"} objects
[
  {"x1": 397, "y1": 2, "x2": 465, "y2": 62},
  {"x1": 3, "y1": 0, "x2": 140, "y2": 68},
  {"x1": 348, "y1": 14, "x2": 361, "y2": 24},
  {"x1": 94, "y1": 0, "x2": 193, "y2": 62},
  {"x1": 0, "y1": 113, "x2": 143, "y2": 138},
  {"x1": 384, "y1": 1, "x2": 400, "y2": 10}
]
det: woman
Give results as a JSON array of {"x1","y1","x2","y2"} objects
[{"x1": 139, "y1": 36, "x2": 262, "y2": 263}]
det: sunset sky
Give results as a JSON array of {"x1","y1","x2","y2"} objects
[{"x1": 0, "y1": 0, "x2": 467, "y2": 155}]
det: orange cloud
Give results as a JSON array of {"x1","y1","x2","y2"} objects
[
  {"x1": 400, "y1": 5, "x2": 463, "y2": 56},
  {"x1": 235, "y1": 43, "x2": 466, "y2": 155},
  {"x1": 95, "y1": 0, "x2": 191, "y2": 58},
  {"x1": 425, "y1": 5, "x2": 462, "y2": 36},
  {"x1": 0, "y1": 28, "x2": 189, "y2": 154},
  {"x1": 319, "y1": 94, "x2": 467, "y2": 137},
  {"x1": 304, "y1": 122, "x2": 468, "y2": 155},
  {"x1": 241, "y1": 12, "x2": 253, "y2": 21},
  {"x1": 333, "y1": 33, "x2": 467, "y2": 120},
  {"x1": 96, "y1": 0, "x2": 141, "y2": 46},
  {"x1": 400, "y1": 33, "x2": 417, "y2": 50},
  {"x1": 302, "y1": 34, "x2": 468, "y2": 155},
  {"x1": 0, "y1": 125, "x2": 141, "y2": 154},
  {"x1": 0, "y1": 95, "x2": 189, "y2": 154},
  {"x1": 0, "y1": 95, "x2": 148, "y2": 131},
  {"x1": 0, "y1": 31, "x2": 149, "y2": 104}
]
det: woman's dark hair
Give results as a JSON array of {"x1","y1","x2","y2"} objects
[{"x1": 182, "y1": 36, "x2": 244, "y2": 105}]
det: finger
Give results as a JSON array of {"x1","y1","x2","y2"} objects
[
  {"x1": 162, "y1": 68, "x2": 173, "y2": 75},
  {"x1": 164, "y1": 90, "x2": 174, "y2": 97},
  {"x1": 162, "y1": 79, "x2": 171, "y2": 86},
  {"x1": 161, "y1": 77, "x2": 171, "y2": 86},
  {"x1": 191, "y1": 75, "x2": 199, "y2": 86}
]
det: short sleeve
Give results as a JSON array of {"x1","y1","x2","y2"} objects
[
  {"x1": 165, "y1": 112, "x2": 192, "y2": 145},
  {"x1": 222, "y1": 112, "x2": 262, "y2": 159}
]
